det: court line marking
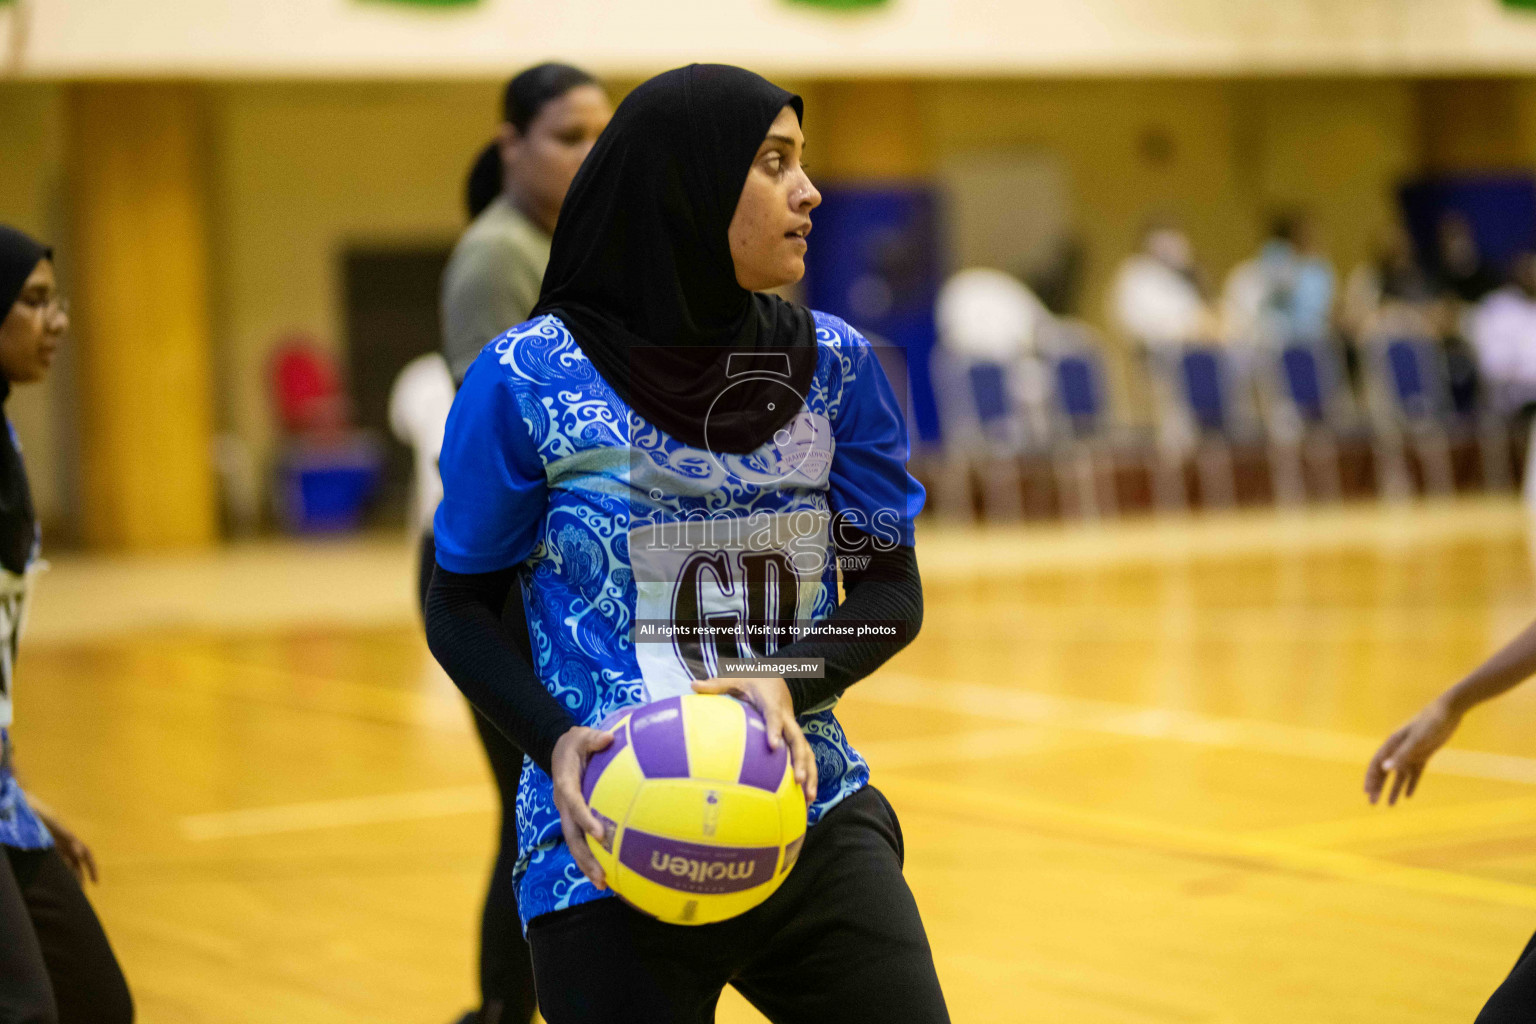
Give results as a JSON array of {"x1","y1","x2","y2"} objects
[
  {"x1": 863, "y1": 672, "x2": 1536, "y2": 786},
  {"x1": 176, "y1": 725, "x2": 1084, "y2": 842},
  {"x1": 180, "y1": 785, "x2": 494, "y2": 841},
  {"x1": 883, "y1": 775, "x2": 1536, "y2": 912}
]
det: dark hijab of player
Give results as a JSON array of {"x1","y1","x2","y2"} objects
[
  {"x1": 531, "y1": 64, "x2": 817, "y2": 455},
  {"x1": 0, "y1": 226, "x2": 45, "y2": 575}
]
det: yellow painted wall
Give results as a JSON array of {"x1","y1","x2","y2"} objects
[
  {"x1": 68, "y1": 83, "x2": 218, "y2": 549},
  {"x1": 0, "y1": 84, "x2": 72, "y2": 533},
  {"x1": 208, "y1": 81, "x2": 502, "y2": 477}
]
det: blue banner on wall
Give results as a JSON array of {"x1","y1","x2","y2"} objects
[
  {"x1": 802, "y1": 184, "x2": 943, "y2": 444},
  {"x1": 1400, "y1": 175, "x2": 1536, "y2": 276}
]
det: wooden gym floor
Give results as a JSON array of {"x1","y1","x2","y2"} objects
[{"x1": 14, "y1": 496, "x2": 1536, "y2": 1022}]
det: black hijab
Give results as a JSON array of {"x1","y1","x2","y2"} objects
[
  {"x1": 0, "y1": 227, "x2": 49, "y2": 321},
  {"x1": 531, "y1": 64, "x2": 817, "y2": 455},
  {"x1": 0, "y1": 226, "x2": 45, "y2": 575}
]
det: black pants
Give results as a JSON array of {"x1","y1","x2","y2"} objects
[
  {"x1": 527, "y1": 785, "x2": 949, "y2": 1024},
  {"x1": 0, "y1": 845, "x2": 132, "y2": 1024},
  {"x1": 1476, "y1": 930, "x2": 1536, "y2": 1023},
  {"x1": 418, "y1": 533, "x2": 537, "y2": 1024}
]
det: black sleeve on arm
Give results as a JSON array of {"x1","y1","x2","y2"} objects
[
  {"x1": 773, "y1": 534, "x2": 923, "y2": 717},
  {"x1": 425, "y1": 564, "x2": 576, "y2": 774}
]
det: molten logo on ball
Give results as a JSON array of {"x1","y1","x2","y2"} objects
[
  {"x1": 621, "y1": 829, "x2": 780, "y2": 895},
  {"x1": 582, "y1": 694, "x2": 808, "y2": 924}
]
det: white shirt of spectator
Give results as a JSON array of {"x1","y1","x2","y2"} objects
[
  {"x1": 388, "y1": 353, "x2": 457, "y2": 536},
  {"x1": 1470, "y1": 286, "x2": 1536, "y2": 411},
  {"x1": 1111, "y1": 253, "x2": 1207, "y2": 349},
  {"x1": 935, "y1": 267, "x2": 1048, "y2": 362}
]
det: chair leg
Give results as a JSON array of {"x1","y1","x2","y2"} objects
[
  {"x1": 1478, "y1": 415, "x2": 1513, "y2": 492},
  {"x1": 979, "y1": 455, "x2": 1024, "y2": 520},
  {"x1": 1151, "y1": 446, "x2": 1188, "y2": 514},
  {"x1": 1195, "y1": 442, "x2": 1236, "y2": 509},
  {"x1": 1094, "y1": 450, "x2": 1119, "y2": 517},
  {"x1": 1304, "y1": 433, "x2": 1343, "y2": 502},
  {"x1": 1521, "y1": 418, "x2": 1536, "y2": 512},
  {"x1": 1268, "y1": 439, "x2": 1307, "y2": 507},
  {"x1": 1371, "y1": 429, "x2": 1413, "y2": 502},
  {"x1": 934, "y1": 453, "x2": 977, "y2": 523},
  {"x1": 1415, "y1": 429, "x2": 1455, "y2": 496}
]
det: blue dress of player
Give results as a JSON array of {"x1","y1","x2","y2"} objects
[
  {"x1": 426, "y1": 65, "x2": 949, "y2": 1024},
  {"x1": 0, "y1": 225, "x2": 133, "y2": 1024}
]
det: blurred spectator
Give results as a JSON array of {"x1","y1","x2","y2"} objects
[
  {"x1": 388, "y1": 352, "x2": 455, "y2": 537},
  {"x1": 1222, "y1": 212, "x2": 1335, "y2": 348},
  {"x1": 1109, "y1": 222, "x2": 1217, "y2": 351},
  {"x1": 934, "y1": 267, "x2": 1053, "y2": 448},
  {"x1": 1433, "y1": 212, "x2": 1503, "y2": 414},
  {"x1": 464, "y1": 142, "x2": 503, "y2": 223},
  {"x1": 1435, "y1": 212, "x2": 1502, "y2": 304},
  {"x1": 1342, "y1": 224, "x2": 1440, "y2": 387},
  {"x1": 1027, "y1": 235, "x2": 1086, "y2": 317},
  {"x1": 440, "y1": 63, "x2": 609, "y2": 383},
  {"x1": 1343, "y1": 224, "x2": 1437, "y2": 338},
  {"x1": 936, "y1": 266, "x2": 1048, "y2": 362},
  {"x1": 1469, "y1": 251, "x2": 1536, "y2": 415}
]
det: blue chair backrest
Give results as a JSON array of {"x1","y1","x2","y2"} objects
[
  {"x1": 966, "y1": 362, "x2": 1012, "y2": 426},
  {"x1": 1281, "y1": 344, "x2": 1327, "y2": 423},
  {"x1": 1180, "y1": 348, "x2": 1227, "y2": 432},
  {"x1": 1385, "y1": 338, "x2": 1432, "y2": 418},
  {"x1": 1055, "y1": 354, "x2": 1101, "y2": 430}
]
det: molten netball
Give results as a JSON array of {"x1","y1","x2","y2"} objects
[{"x1": 581, "y1": 694, "x2": 808, "y2": 925}]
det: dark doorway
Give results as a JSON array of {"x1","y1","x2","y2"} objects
[{"x1": 342, "y1": 243, "x2": 452, "y2": 526}]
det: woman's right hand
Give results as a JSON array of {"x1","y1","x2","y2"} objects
[
  {"x1": 550, "y1": 725, "x2": 614, "y2": 889},
  {"x1": 1364, "y1": 696, "x2": 1464, "y2": 806}
]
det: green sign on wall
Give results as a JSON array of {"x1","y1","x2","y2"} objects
[
  {"x1": 1505, "y1": 0, "x2": 1536, "y2": 10},
  {"x1": 786, "y1": 0, "x2": 891, "y2": 8}
]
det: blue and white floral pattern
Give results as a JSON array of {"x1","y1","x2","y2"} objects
[{"x1": 459, "y1": 312, "x2": 909, "y2": 927}]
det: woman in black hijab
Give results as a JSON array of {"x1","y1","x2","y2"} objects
[
  {"x1": 0, "y1": 226, "x2": 134, "y2": 1024},
  {"x1": 427, "y1": 65, "x2": 947, "y2": 1023}
]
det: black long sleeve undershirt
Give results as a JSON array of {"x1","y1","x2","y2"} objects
[
  {"x1": 425, "y1": 565, "x2": 575, "y2": 775},
  {"x1": 424, "y1": 536, "x2": 923, "y2": 773},
  {"x1": 775, "y1": 541, "x2": 923, "y2": 715}
]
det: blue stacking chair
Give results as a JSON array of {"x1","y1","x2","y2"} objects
[
  {"x1": 1042, "y1": 320, "x2": 1175, "y2": 516},
  {"x1": 1055, "y1": 353, "x2": 1102, "y2": 434},
  {"x1": 1258, "y1": 340, "x2": 1358, "y2": 502},
  {"x1": 1280, "y1": 345, "x2": 1328, "y2": 424},
  {"x1": 967, "y1": 362, "x2": 1016, "y2": 442},
  {"x1": 1386, "y1": 339, "x2": 1436, "y2": 419},
  {"x1": 1180, "y1": 348, "x2": 1230, "y2": 434},
  {"x1": 1361, "y1": 335, "x2": 1456, "y2": 496},
  {"x1": 1148, "y1": 345, "x2": 1243, "y2": 508},
  {"x1": 1047, "y1": 348, "x2": 1115, "y2": 517},
  {"x1": 931, "y1": 349, "x2": 1033, "y2": 520}
]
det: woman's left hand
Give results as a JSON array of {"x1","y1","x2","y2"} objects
[
  {"x1": 693, "y1": 675, "x2": 817, "y2": 807},
  {"x1": 35, "y1": 810, "x2": 98, "y2": 884}
]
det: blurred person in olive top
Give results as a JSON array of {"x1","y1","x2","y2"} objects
[
  {"x1": 441, "y1": 63, "x2": 613, "y2": 384},
  {"x1": 430, "y1": 63, "x2": 612, "y2": 1024},
  {"x1": 0, "y1": 226, "x2": 134, "y2": 1024}
]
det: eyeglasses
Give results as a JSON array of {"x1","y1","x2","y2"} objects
[{"x1": 14, "y1": 295, "x2": 69, "y2": 320}]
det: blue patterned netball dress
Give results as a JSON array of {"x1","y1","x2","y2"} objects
[
  {"x1": 434, "y1": 310, "x2": 924, "y2": 927},
  {"x1": 0, "y1": 416, "x2": 52, "y2": 853}
]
